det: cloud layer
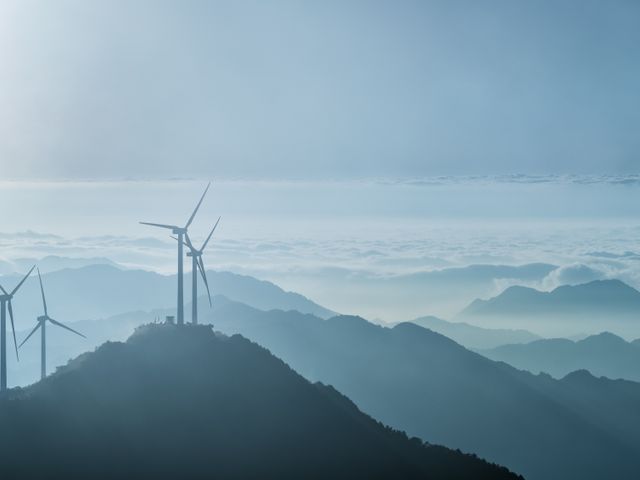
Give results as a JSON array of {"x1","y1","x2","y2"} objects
[{"x1": 1, "y1": 177, "x2": 639, "y2": 320}]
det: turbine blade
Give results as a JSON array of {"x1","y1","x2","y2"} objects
[
  {"x1": 139, "y1": 221, "x2": 178, "y2": 230},
  {"x1": 19, "y1": 321, "x2": 41, "y2": 348},
  {"x1": 184, "y1": 182, "x2": 211, "y2": 229},
  {"x1": 170, "y1": 235, "x2": 192, "y2": 250},
  {"x1": 198, "y1": 257, "x2": 212, "y2": 307},
  {"x1": 0, "y1": 284, "x2": 8, "y2": 295},
  {"x1": 37, "y1": 268, "x2": 48, "y2": 317},
  {"x1": 184, "y1": 232, "x2": 196, "y2": 251},
  {"x1": 48, "y1": 318, "x2": 86, "y2": 339},
  {"x1": 8, "y1": 301, "x2": 19, "y2": 360},
  {"x1": 201, "y1": 216, "x2": 221, "y2": 251},
  {"x1": 11, "y1": 264, "x2": 35, "y2": 296}
]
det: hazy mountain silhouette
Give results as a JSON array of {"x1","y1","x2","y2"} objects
[
  {"x1": 10, "y1": 294, "x2": 640, "y2": 478},
  {"x1": 196, "y1": 299, "x2": 640, "y2": 480},
  {"x1": 0, "y1": 324, "x2": 519, "y2": 480},
  {"x1": 0, "y1": 255, "x2": 120, "y2": 275},
  {"x1": 458, "y1": 279, "x2": 640, "y2": 336},
  {"x1": 21, "y1": 255, "x2": 121, "y2": 273},
  {"x1": 0, "y1": 264, "x2": 334, "y2": 325},
  {"x1": 309, "y1": 262, "x2": 556, "y2": 320},
  {"x1": 9, "y1": 292, "x2": 333, "y2": 388},
  {"x1": 480, "y1": 332, "x2": 640, "y2": 381},
  {"x1": 0, "y1": 260, "x2": 11, "y2": 275},
  {"x1": 9, "y1": 309, "x2": 148, "y2": 388},
  {"x1": 409, "y1": 316, "x2": 540, "y2": 349},
  {"x1": 463, "y1": 279, "x2": 640, "y2": 316},
  {"x1": 9, "y1": 296, "x2": 640, "y2": 477},
  {"x1": 0, "y1": 261, "x2": 555, "y2": 324}
]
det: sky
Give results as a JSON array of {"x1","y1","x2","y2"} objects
[
  {"x1": 0, "y1": 0, "x2": 639, "y2": 180},
  {"x1": 0, "y1": 2, "x2": 639, "y2": 322}
]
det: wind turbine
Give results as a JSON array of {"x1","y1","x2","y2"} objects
[
  {"x1": 0, "y1": 265, "x2": 35, "y2": 392},
  {"x1": 19, "y1": 269, "x2": 86, "y2": 380},
  {"x1": 179, "y1": 216, "x2": 221, "y2": 324},
  {"x1": 140, "y1": 182, "x2": 211, "y2": 325}
]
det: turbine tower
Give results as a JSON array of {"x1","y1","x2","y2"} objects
[
  {"x1": 0, "y1": 265, "x2": 35, "y2": 392},
  {"x1": 20, "y1": 269, "x2": 86, "y2": 380},
  {"x1": 183, "y1": 216, "x2": 221, "y2": 324},
  {"x1": 140, "y1": 182, "x2": 211, "y2": 325}
]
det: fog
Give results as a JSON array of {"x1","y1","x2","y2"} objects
[{"x1": 1, "y1": 176, "x2": 639, "y2": 320}]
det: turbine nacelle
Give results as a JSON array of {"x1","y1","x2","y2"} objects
[
  {"x1": 183, "y1": 216, "x2": 221, "y2": 316},
  {"x1": 139, "y1": 182, "x2": 212, "y2": 326},
  {"x1": 19, "y1": 269, "x2": 85, "y2": 380}
]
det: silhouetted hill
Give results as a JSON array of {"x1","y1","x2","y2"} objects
[
  {"x1": 458, "y1": 279, "x2": 640, "y2": 336},
  {"x1": 0, "y1": 324, "x2": 519, "y2": 480},
  {"x1": 409, "y1": 316, "x2": 540, "y2": 349},
  {"x1": 12, "y1": 296, "x2": 640, "y2": 478},
  {"x1": 200, "y1": 300, "x2": 640, "y2": 480},
  {"x1": 0, "y1": 264, "x2": 334, "y2": 325},
  {"x1": 463, "y1": 280, "x2": 640, "y2": 315},
  {"x1": 9, "y1": 294, "x2": 331, "y2": 388},
  {"x1": 480, "y1": 332, "x2": 640, "y2": 381},
  {"x1": 323, "y1": 262, "x2": 557, "y2": 320},
  {"x1": 0, "y1": 255, "x2": 120, "y2": 275}
]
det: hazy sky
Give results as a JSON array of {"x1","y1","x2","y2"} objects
[{"x1": 0, "y1": 0, "x2": 638, "y2": 179}]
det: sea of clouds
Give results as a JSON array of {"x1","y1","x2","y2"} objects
[{"x1": 1, "y1": 175, "x2": 638, "y2": 320}]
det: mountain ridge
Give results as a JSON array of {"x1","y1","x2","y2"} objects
[
  {"x1": 203, "y1": 300, "x2": 640, "y2": 480},
  {"x1": 0, "y1": 324, "x2": 519, "y2": 480},
  {"x1": 9, "y1": 294, "x2": 640, "y2": 479},
  {"x1": 458, "y1": 279, "x2": 640, "y2": 336},
  {"x1": 409, "y1": 315, "x2": 540, "y2": 349},
  {"x1": 481, "y1": 331, "x2": 640, "y2": 382},
  {"x1": 0, "y1": 264, "x2": 335, "y2": 326},
  {"x1": 463, "y1": 279, "x2": 640, "y2": 315}
]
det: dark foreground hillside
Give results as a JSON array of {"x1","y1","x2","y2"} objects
[
  {"x1": 206, "y1": 298, "x2": 640, "y2": 480},
  {"x1": 0, "y1": 324, "x2": 520, "y2": 480}
]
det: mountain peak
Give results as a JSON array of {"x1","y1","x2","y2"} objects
[
  {"x1": 0, "y1": 323, "x2": 519, "y2": 479},
  {"x1": 562, "y1": 369, "x2": 597, "y2": 383},
  {"x1": 326, "y1": 314, "x2": 378, "y2": 330},
  {"x1": 578, "y1": 331, "x2": 627, "y2": 347},
  {"x1": 552, "y1": 279, "x2": 638, "y2": 295},
  {"x1": 458, "y1": 278, "x2": 640, "y2": 335}
]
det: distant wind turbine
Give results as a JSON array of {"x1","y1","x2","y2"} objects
[
  {"x1": 175, "y1": 216, "x2": 221, "y2": 324},
  {"x1": 140, "y1": 182, "x2": 211, "y2": 325},
  {"x1": 0, "y1": 265, "x2": 35, "y2": 392},
  {"x1": 20, "y1": 269, "x2": 86, "y2": 380}
]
